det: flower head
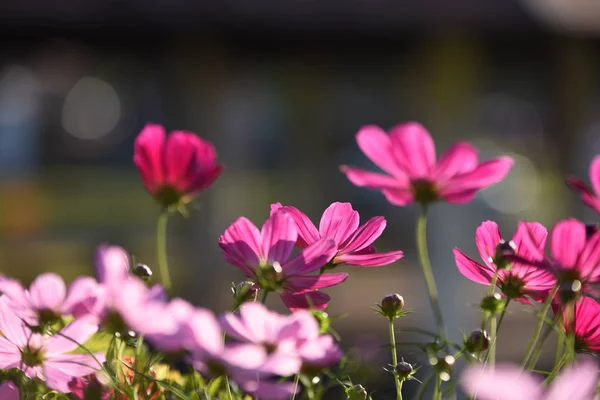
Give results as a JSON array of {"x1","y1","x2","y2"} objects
[
  {"x1": 219, "y1": 211, "x2": 345, "y2": 310},
  {"x1": 0, "y1": 296, "x2": 104, "y2": 393},
  {"x1": 567, "y1": 155, "x2": 600, "y2": 214},
  {"x1": 272, "y1": 202, "x2": 403, "y2": 268},
  {"x1": 341, "y1": 122, "x2": 513, "y2": 206},
  {"x1": 134, "y1": 123, "x2": 222, "y2": 208},
  {"x1": 460, "y1": 360, "x2": 598, "y2": 400},
  {"x1": 453, "y1": 221, "x2": 556, "y2": 303},
  {"x1": 554, "y1": 296, "x2": 600, "y2": 354}
]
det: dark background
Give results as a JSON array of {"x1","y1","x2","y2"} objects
[{"x1": 1, "y1": 0, "x2": 599, "y2": 397}]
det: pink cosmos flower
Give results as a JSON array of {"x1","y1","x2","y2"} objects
[
  {"x1": 0, "y1": 296, "x2": 105, "y2": 393},
  {"x1": 219, "y1": 211, "x2": 345, "y2": 310},
  {"x1": 340, "y1": 122, "x2": 514, "y2": 206},
  {"x1": 0, "y1": 382, "x2": 19, "y2": 400},
  {"x1": 134, "y1": 123, "x2": 223, "y2": 207},
  {"x1": 185, "y1": 306, "x2": 298, "y2": 400},
  {"x1": 460, "y1": 360, "x2": 598, "y2": 400},
  {"x1": 271, "y1": 202, "x2": 403, "y2": 268},
  {"x1": 567, "y1": 155, "x2": 600, "y2": 214},
  {"x1": 554, "y1": 296, "x2": 600, "y2": 354},
  {"x1": 453, "y1": 221, "x2": 556, "y2": 303},
  {"x1": 517, "y1": 218, "x2": 600, "y2": 292},
  {"x1": 0, "y1": 272, "x2": 100, "y2": 328}
]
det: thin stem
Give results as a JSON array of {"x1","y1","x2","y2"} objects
[
  {"x1": 156, "y1": 211, "x2": 172, "y2": 291},
  {"x1": 260, "y1": 290, "x2": 269, "y2": 304},
  {"x1": 290, "y1": 375, "x2": 300, "y2": 400},
  {"x1": 527, "y1": 316, "x2": 557, "y2": 370},
  {"x1": 486, "y1": 299, "x2": 510, "y2": 366},
  {"x1": 416, "y1": 206, "x2": 448, "y2": 346},
  {"x1": 433, "y1": 376, "x2": 442, "y2": 400},
  {"x1": 520, "y1": 283, "x2": 559, "y2": 368},
  {"x1": 388, "y1": 318, "x2": 403, "y2": 400}
]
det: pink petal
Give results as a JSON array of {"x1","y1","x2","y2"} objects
[
  {"x1": 453, "y1": 249, "x2": 495, "y2": 285},
  {"x1": 283, "y1": 238, "x2": 336, "y2": 276},
  {"x1": 577, "y1": 230, "x2": 600, "y2": 283},
  {"x1": 276, "y1": 204, "x2": 320, "y2": 248},
  {"x1": 355, "y1": 125, "x2": 406, "y2": 178},
  {"x1": 0, "y1": 296, "x2": 29, "y2": 347},
  {"x1": 94, "y1": 244, "x2": 130, "y2": 284},
  {"x1": 222, "y1": 302, "x2": 269, "y2": 343},
  {"x1": 441, "y1": 189, "x2": 479, "y2": 204},
  {"x1": 284, "y1": 273, "x2": 348, "y2": 292},
  {"x1": 460, "y1": 364, "x2": 543, "y2": 400},
  {"x1": 566, "y1": 176, "x2": 600, "y2": 214},
  {"x1": 336, "y1": 250, "x2": 404, "y2": 267},
  {"x1": 62, "y1": 277, "x2": 104, "y2": 318},
  {"x1": 164, "y1": 131, "x2": 202, "y2": 192},
  {"x1": 318, "y1": 202, "x2": 359, "y2": 246},
  {"x1": 0, "y1": 275, "x2": 28, "y2": 308},
  {"x1": 46, "y1": 353, "x2": 105, "y2": 377},
  {"x1": 133, "y1": 123, "x2": 166, "y2": 193},
  {"x1": 433, "y1": 142, "x2": 479, "y2": 181},
  {"x1": 440, "y1": 157, "x2": 514, "y2": 198},
  {"x1": 28, "y1": 273, "x2": 66, "y2": 312},
  {"x1": 513, "y1": 222, "x2": 548, "y2": 263},
  {"x1": 340, "y1": 166, "x2": 404, "y2": 189},
  {"x1": 43, "y1": 364, "x2": 82, "y2": 393},
  {"x1": 388, "y1": 122, "x2": 436, "y2": 178},
  {"x1": 551, "y1": 219, "x2": 585, "y2": 269},
  {"x1": 188, "y1": 135, "x2": 222, "y2": 193},
  {"x1": 340, "y1": 216, "x2": 386, "y2": 254},
  {"x1": 0, "y1": 339, "x2": 21, "y2": 369},
  {"x1": 475, "y1": 221, "x2": 503, "y2": 269},
  {"x1": 571, "y1": 297, "x2": 600, "y2": 349},
  {"x1": 547, "y1": 360, "x2": 599, "y2": 400},
  {"x1": 280, "y1": 291, "x2": 330, "y2": 311},
  {"x1": 186, "y1": 308, "x2": 223, "y2": 355},
  {"x1": 0, "y1": 382, "x2": 19, "y2": 400},
  {"x1": 220, "y1": 343, "x2": 268, "y2": 371},
  {"x1": 219, "y1": 217, "x2": 263, "y2": 274},
  {"x1": 261, "y1": 212, "x2": 297, "y2": 265},
  {"x1": 590, "y1": 156, "x2": 600, "y2": 196},
  {"x1": 259, "y1": 352, "x2": 302, "y2": 376},
  {"x1": 45, "y1": 317, "x2": 99, "y2": 355},
  {"x1": 381, "y1": 188, "x2": 415, "y2": 206}
]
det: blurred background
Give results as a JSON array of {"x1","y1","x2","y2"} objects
[{"x1": 1, "y1": 0, "x2": 600, "y2": 397}]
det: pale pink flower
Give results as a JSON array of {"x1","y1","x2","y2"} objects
[
  {"x1": 340, "y1": 122, "x2": 513, "y2": 206},
  {"x1": 219, "y1": 211, "x2": 345, "y2": 310},
  {"x1": 134, "y1": 123, "x2": 222, "y2": 207},
  {"x1": 453, "y1": 221, "x2": 556, "y2": 303},
  {"x1": 460, "y1": 360, "x2": 598, "y2": 400},
  {"x1": 0, "y1": 382, "x2": 19, "y2": 400},
  {"x1": 0, "y1": 296, "x2": 105, "y2": 393},
  {"x1": 554, "y1": 296, "x2": 600, "y2": 354},
  {"x1": 271, "y1": 202, "x2": 403, "y2": 268},
  {"x1": 567, "y1": 155, "x2": 600, "y2": 214},
  {"x1": 518, "y1": 218, "x2": 600, "y2": 290}
]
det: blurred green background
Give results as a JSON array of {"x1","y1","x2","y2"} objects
[{"x1": 1, "y1": 0, "x2": 600, "y2": 397}]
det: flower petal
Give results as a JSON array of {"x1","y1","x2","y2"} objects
[
  {"x1": 453, "y1": 249, "x2": 495, "y2": 285},
  {"x1": 340, "y1": 216, "x2": 386, "y2": 254},
  {"x1": 164, "y1": 131, "x2": 202, "y2": 192},
  {"x1": 579, "y1": 231, "x2": 600, "y2": 283},
  {"x1": 475, "y1": 221, "x2": 503, "y2": 269},
  {"x1": 440, "y1": 157, "x2": 514, "y2": 198},
  {"x1": 280, "y1": 291, "x2": 330, "y2": 311},
  {"x1": 261, "y1": 212, "x2": 297, "y2": 265},
  {"x1": 590, "y1": 155, "x2": 600, "y2": 197},
  {"x1": 340, "y1": 166, "x2": 404, "y2": 189},
  {"x1": 388, "y1": 122, "x2": 436, "y2": 178},
  {"x1": 433, "y1": 142, "x2": 479, "y2": 182},
  {"x1": 336, "y1": 250, "x2": 404, "y2": 267},
  {"x1": 222, "y1": 302, "x2": 270, "y2": 343},
  {"x1": 28, "y1": 273, "x2": 66, "y2": 312},
  {"x1": 460, "y1": 364, "x2": 543, "y2": 400},
  {"x1": 133, "y1": 123, "x2": 166, "y2": 193},
  {"x1": 219, "y1": 217, "x2": 263, "y2": 274},
  {"x1": 0, "y1": 296, "x2": 29, "y2": 347},
  {"x1": 381, "y1": 188, "x2": 415, "y2": 206},
  {"x1": 318, "y1": 202, "x2": 359, "y2": 247},
  {"x1": 283, "y1": 273, "x2": 348, "y2": 292},
  {"x1": 94, "y1": 244, "x2": 130, "y2": 284},
  {"x1": 513, "y1": 222, "x2": 547, "y2": 264},
  {"x1": 275, "y1": 204, "x2": 320, "y2": 248},
  {"x1": 547, "y1": 360, "x2": 598, "y2": 400},
  {"x1": 283, "y1": 239, "x2": 336, "y2": 276},
  {"x1": 45, "y1": 317, "x2": 99, "y2": 355},
  {"x1": 551, "y1": 219, "x2": 585, "y2": 270},
  {"x1": 0, "y1": 275, "x2": 28, "y2": 308},
  {"x1": 355, "y1": 125, "x2": 406, "y2": 178}
]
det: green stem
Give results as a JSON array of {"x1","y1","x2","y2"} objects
[
  {"x1": 415, "y1": 372, "x2": 434, "y2": 400},
  {"x1": 156, "y1": 211, "x2": 172, "y2": 291},
  {"x1": 520, "y1": 283, "x2": 559, "y2": 368},
  {"x1": 290, "y1": 374, "x2": 300, "y2": 400},
  {"x1": 416, "y1": 206, "x2": 448, "y2": 346},
  {"x1": 527, "y1": 316, "x2": 556, "y2": 370},
  {"x1": 486, "y1": 299, "x2": 510, "y2": 366},
  {"x1": 388, "y1": 318, "x2": 403, "y2": 400},
  {"x1": 433, "y1": 376, "x2": 442, "y2": 400},
  {"x1": 260, "y1": 290, "x2": 269, "y2": 304}
]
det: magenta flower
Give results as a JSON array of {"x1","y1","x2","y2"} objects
[
  {"x1": 340, "y1": 122, "x2": 513, "y2": 206},
  {"x1": 219, "y1": 211, "x2": 346, "y2": 310},
  {"x1": 453, "y1": 221, "x2": 556, "y2": 303},
  {"x1": 555, "y1": 296, "x2": 600, "y2": 354},
  {"x1": 134, "y1": 123, "x2": 223, "y2": 207},
  {"x1": 0, "y1": 272, "x2": 100, "y2": 328},
  {"x1": 518, "y1": 218, "x2": 600, "y2": 293},
  {"x1": 460, "y1": 360, "x2": 598, "y2": 400},
  {"x1": 0, "y1": 296, "x2": 105, "y2": 393},
  {"x1": 0, "y1": 382, "x2": 19, "y2": 400},
  {"x1": 271, "y1": 202, "x2": 403, "y2": 268},
  {"x1": 567, "y1": 155, "x2": 600, "y2": 214}
]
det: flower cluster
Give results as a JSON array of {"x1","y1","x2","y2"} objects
[{"x1": 0, "y1": 121, "x2": 598, "y2": 399}]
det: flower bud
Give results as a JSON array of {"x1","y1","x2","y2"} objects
[
  {"x1": 311, "y1": 309, "x2": 331, "y2": 334},
  {"x1": 233, "y1": 281, "x2": 258, "y2": 305},
  {"x1": 346, "y1": 384, "x2": 368, "y2": 400},
  {"x1": 395, "y1": 361, "x2": 415, "y2": 381},
  {"x1": 378, "y1": 294, "x2": 405, "y2": 319},
  {"x1": 493, "y1": 240, "x2": 516, "y2": 269},
  {"x1": 132, "y1": 264, "x2": 153, "y2": 281},
  {"x1": 559, "y1": 279, "x2": 582, "y2": 305},
  {"x1": 464, "y1": 329, "x2": 490, "y2": 353},
  {"x1": 480, "y1": 293, "x2": 504, "y2": 315},
  {"x1": 429, "y1": 355, "x2": 455, "y2": 382}
]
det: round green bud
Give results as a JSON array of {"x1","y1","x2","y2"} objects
[
  {"x1": 465, "y1": 329, "x2": 490, "y2": 353},
  {"x1": 133, "y1": 263, "x2": 153, "y2": 281},
  {"x1": 380, "y1": 294, "x2": 405, "y2": 319}
]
